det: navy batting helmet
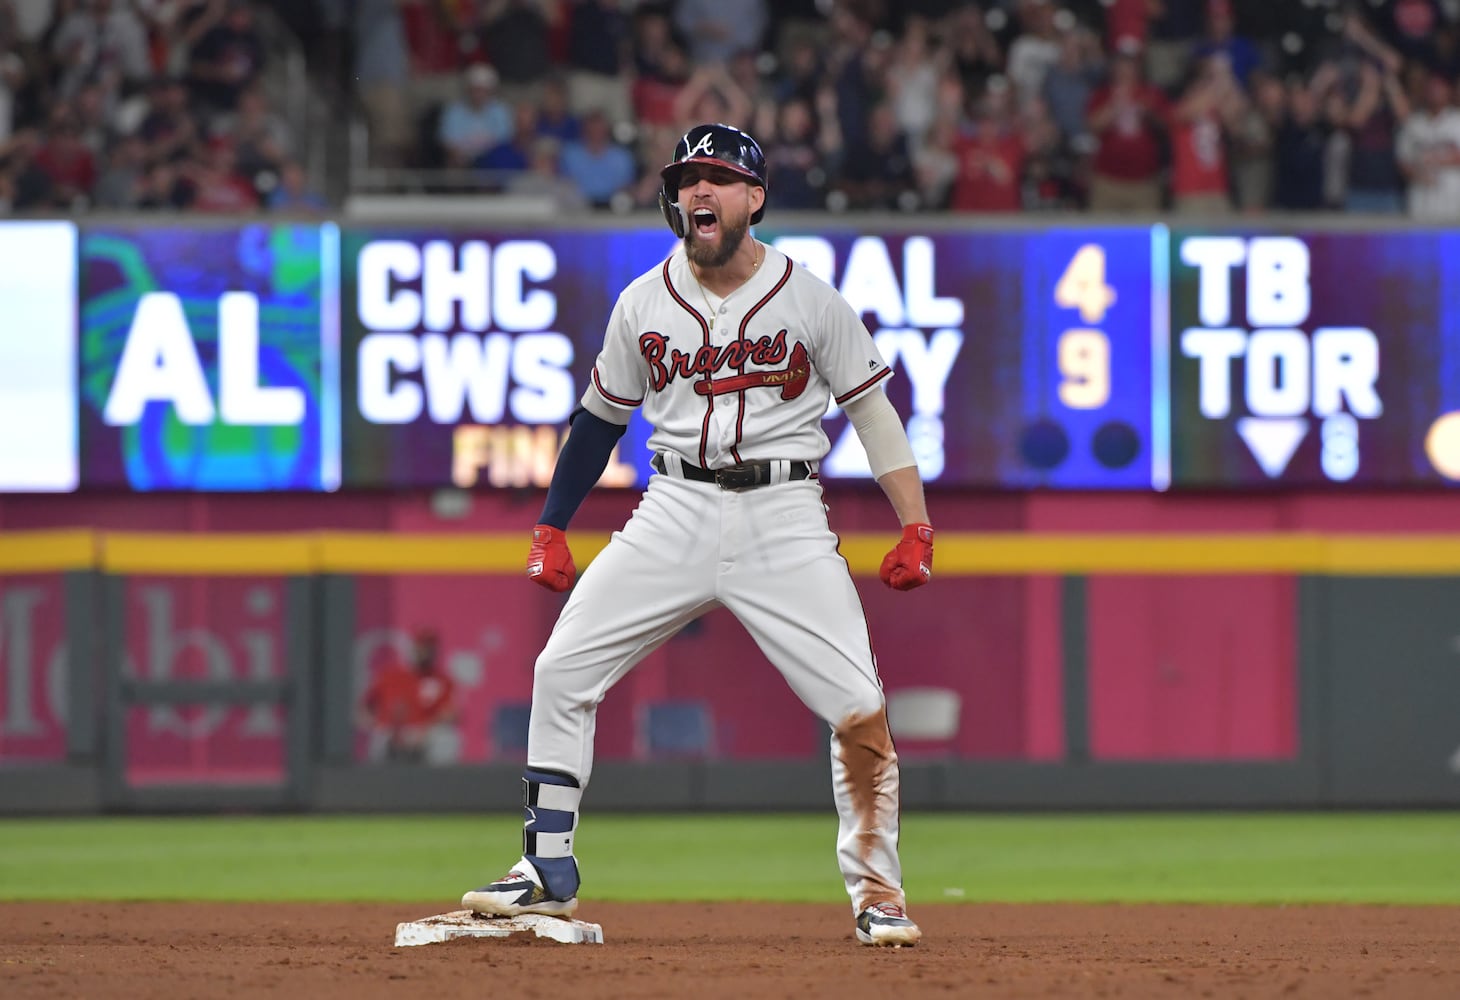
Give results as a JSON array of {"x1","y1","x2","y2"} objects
[{"x1": 659, "y1": 123, "x2": 767, "y2": 237}]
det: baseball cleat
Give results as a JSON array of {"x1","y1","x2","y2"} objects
[
  {"x1": 855, "y1": 902, "x2": 922, "y2": 947},
  {"x1": 462, "y1": 863, "x2": 578, "y2": 918}
]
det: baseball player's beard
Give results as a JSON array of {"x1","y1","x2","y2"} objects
[{"x1": 684, "y1": 212, "x2": 750, "y2": 270}]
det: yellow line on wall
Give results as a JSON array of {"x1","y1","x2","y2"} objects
[
  {"x1": 4, "y1": 530, "x2": 1460, "y2": 576},
  {"x1": 0, "y1": 529, "x2": 96, "y2": 573}
]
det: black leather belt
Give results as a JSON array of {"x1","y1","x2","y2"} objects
[{"x1": 652, "y1": 454, "x2": 813, "y2": 490}]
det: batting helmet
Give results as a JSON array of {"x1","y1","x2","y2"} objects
[{"x1": 659, "y1": 123, "x2": 768, "y2": 237}]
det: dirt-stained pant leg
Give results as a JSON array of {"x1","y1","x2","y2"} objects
[
  {"x1": 716, "y1": 480, "x2": 907, "y2": 914},
  {"x1": 528, "y1": 476, "x2": 720, "y2": 785}
]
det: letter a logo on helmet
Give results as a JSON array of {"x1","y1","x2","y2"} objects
[{"x1": 658, "y1": 123, "x2": 768, "y2": 237}]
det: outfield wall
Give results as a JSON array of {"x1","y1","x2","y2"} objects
[{"x1": 2, "y1": 510, "x2": 1458, "y2": 814}]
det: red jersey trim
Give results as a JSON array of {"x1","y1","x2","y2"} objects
[
  {"x1": 662, "y1": 258, "x2": 715, "y2": 466},
  {"x1": 591, "y1": 367, "x2": 644, "y2": 407},
  {"x1": 834, "y1": 367, "x2": 892, "y2": 405},
  {"x1": 731, "y1": 257, "x2": 795, "y2": 462}
]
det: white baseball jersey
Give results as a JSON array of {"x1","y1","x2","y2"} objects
[{"x1": 582, "y1": 243, "x2": 892, "y2": 467}]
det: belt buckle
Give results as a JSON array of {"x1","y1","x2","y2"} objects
[{"x1": 714, "y1": 465, "x2": 756, "y2": 491}]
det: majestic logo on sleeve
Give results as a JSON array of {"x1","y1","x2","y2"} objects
[{"x1": 638, "y1": 329, "x2": 810, "y2": 401}]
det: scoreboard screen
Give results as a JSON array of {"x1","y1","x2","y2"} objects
[
  {"x1": 5, "y1": 218, "x2": 1459, "y2": 493},
  {"x1": 1168, "y1": 230, "x2": 1460, "y2": 488},
  {"x1": 340, "y1": 226, "x2": 1154, "y2": 490}
]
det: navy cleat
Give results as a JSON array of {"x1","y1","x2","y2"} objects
[
  {"x1": 855, "y1": 902, "x2": 922, "y2": 947},
  {"x1": 462, "y1": 859, "x2": 578, "y2": 918}
]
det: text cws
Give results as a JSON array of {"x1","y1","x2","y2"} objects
[
  {"x1": 355, "y1": 239, "x2": 628, "y2": 490},
  {"x1": 1179, "y1": 237, "x2": 1382, "y2": 481}
]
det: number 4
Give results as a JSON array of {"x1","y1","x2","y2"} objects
[{"x1": 1054, "y1": 244, "x2": 1117, "y2": 324}]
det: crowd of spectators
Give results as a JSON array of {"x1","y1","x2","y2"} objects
[
  {"x1": 8, "y1": 1, "x2": 1460, "y2": 220},
  {"x1": 0, "y1": 0, "x2": 323, "y2": 214}
]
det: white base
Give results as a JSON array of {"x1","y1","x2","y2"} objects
[{"x1": 394, "y1": 910, "x2": 604, "y2": 947}]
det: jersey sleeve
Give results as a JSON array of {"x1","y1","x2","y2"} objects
[
  {"x1": 581, "y1": 294, "x2": 648, "y2": 415},
  {"x1": 815, "y1": 288, "x2": 893, "y2": 406}
]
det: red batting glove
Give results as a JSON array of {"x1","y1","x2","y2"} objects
[
  {"x1": 879, "y1": 523, "x2": 934, "y2": 591},
  {"x1": 526, "y1": 524, "x2": 576, "y2": 592}
]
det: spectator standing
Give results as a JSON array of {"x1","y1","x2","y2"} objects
[
  {"x1": 212, "y1": 84, "x2": 290, "y2": 182},
  {"x1": 1006, "y1": 0, "x2": 1062, "y2": 111},
  {"x1": 838, "y1": 100, "x2": 916, "y2": 210},
  {"x1": 436, "y1": 63, "x2": 512, "y2": 169},
  {"x1": 1193, "y1": 0, "x2": 1259, "y2": 86},
  {"x1": 762, "y1": 95, "x2": 836, "y2": 210},
  {"x1": 566, "y1": 0, "x2": 632, "y2": 123},
  {"x1": 1229, "y1": 69, "x2": 1284, "y2": 213},
  {"x1": 535, "y1": 76, "x2": 578, "y2": 142},
  {"x1": 949, "y1": 95, "x2": 1024, "y2": 213},
  {"x1": 1336, "y1": 60, "x2": 1409, "y2": 213},
  {"x1": 358, "y1": 629, "x2": 458, "y2": 766},
  {"x1": 33, "y1": 105, "x2": 96, "y2": 208},
  {"x1": 558, "y1": 108, "x2": 635, "y2": 207},
  {"x1": 1333, "y1": 13, "x2": 1411, "y2": 214},
  {"x1": 1396, "y1": 70, "x2": 1460, "y2": 220},
  {"x1": 93, "y1": 131, "x2": 145, "y2": 207},
  {"x1": 186, "y1": 0, "x2": 264, "y2": 112},
  {"x1": 479, "y1": 0, "x2": 555, "y2": 105},
  {"x1": 1084, "y1": 51, "x2": 1169, "y2": 212},
  {"x1": 673, "y1": 0, "x2": 767, "y2": 66},
  {"x1": 342, "y1": 0, "x2": 413, "y2": 169},
  {"x1": 1041, "y1": 24, "x2": 1102, "y2": 148},
  {"x1": 884, "y1": 15, "x2": 943, "y2": 149},
  {"x1": 946, "y1": 3, "x2": 1004, "y2": 99},
  {"x1": 912, "y1": 115, "x2": 960, "y2": 210},
  {"x1": 1169, "y1": 55, "x2": 1247, "y2": 216},
  {"x1": 182, "y1": 135, "x2": 258, "y2": 212},
  {"x1": 50, "y1": 0, "x2": 151, "y2": 98},
  {"x1": 1145, "y1": 0, "x2": 1207, "y2": 90},
  {"x1": 1272, "y1": 68, "x2": 1336, "y2": 211}
]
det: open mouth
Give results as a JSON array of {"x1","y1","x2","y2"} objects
[{"x1": 692, "y1": 208, "x2": 718, "y2": 238}]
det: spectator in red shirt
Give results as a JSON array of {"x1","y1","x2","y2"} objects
[
  {"x1": 1170, "y1": 54, "x2": 1247, "y2": 215},
  {"x1": 33, "y1": 106, "x2": 96, "y2": 208},
  {"x1": 359, "y1": 629, "x2": 458, "y2": 765},
  {"x1": 182, "y1": 136, "x2": 258, "y2": 213},
  {"x1": 949, "y1": 92, "x2": 1025, "y2": 213},
  {"x1": 1084, "y1": 49, "x2": 1169, "y2": 213}
]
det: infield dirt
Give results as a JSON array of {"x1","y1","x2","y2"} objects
[{"x1": 3, "y1": 901, "x2": 1459, "y2": 999}]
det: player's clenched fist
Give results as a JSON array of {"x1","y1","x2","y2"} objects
[
  {"x1": 527, "y1": 524, "x2": 576, "y2": 592},
  {"x1": 879, "y1": 523, "x2": 933, "y2": 591}
]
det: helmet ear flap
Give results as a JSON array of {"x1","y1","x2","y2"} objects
[{"x1": 659, "y1": 188, "x2": 688, "y2": 238}]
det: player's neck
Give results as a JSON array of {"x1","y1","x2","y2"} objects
[{"x1": 690, "y1": 239, "x2": 763, "y2": 298}]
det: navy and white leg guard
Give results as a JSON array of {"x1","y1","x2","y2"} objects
[{"x1": 461, "y1": 768, "x2": 582, "y2": 917}]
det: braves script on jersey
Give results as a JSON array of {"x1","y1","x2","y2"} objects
[{"x1": 587, "y1": 243, "x2": 893, "y2": 466}]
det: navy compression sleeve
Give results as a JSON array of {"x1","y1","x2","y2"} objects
[{"x1": 537, "y1": 408, "x2": 628, "y2": 530}]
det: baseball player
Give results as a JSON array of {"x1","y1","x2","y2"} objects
[{"x1": 463, "y1": 123, "x2": 935, "y2": 947}]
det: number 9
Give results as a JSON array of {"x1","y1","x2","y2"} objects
[{"x1": 1058, "y1": 330, "x2": 1110, "y2": 410}]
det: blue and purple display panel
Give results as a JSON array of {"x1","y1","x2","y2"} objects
[
  {"x1": 1168, "y1": 229, "x2": 1460, "y2": 488},
  {"x1": 339, "y1": 226, "x2": 1155, "y2": 490},
  {"x1": 77, "y1": 224, "x2": 329, "y2": 491}
]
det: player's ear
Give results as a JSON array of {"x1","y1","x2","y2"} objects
[{"x1": 748, "y1": 184, "x2": 765, "y2": 217}]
